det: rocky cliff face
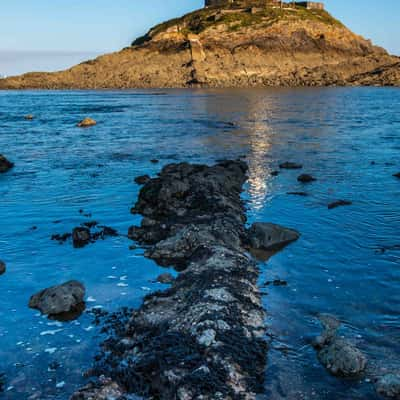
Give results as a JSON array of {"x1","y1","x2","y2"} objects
[{"x1": 1, "y1": 6, "x2": 399, "y2": 89}]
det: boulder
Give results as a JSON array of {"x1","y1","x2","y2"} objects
[
  {"x1": 72, "y1": 227, "x2": 91, "y2": 248},
  {"x1": 328, "y1": 200, "x2": 352, "y2": 210},
  {"x1": 77, "y1": 117, "x2": 96, "y2": 127},
  {"x1": 29, "y1": 280, "x2": 85, "y2": 318},
  {"x1": 318, "y1": 337, "x2": 367, "y2": 376},
  {"x1": 376, "y1": 374, "x2": 400, "y2": 399},
  {"x1": 0, "y1": 261, "x2": 5, "y2": 275},
  {"x1": 247, "y1": 222, "x2": 300, "y2": 251},
  {"x1": 134, "y1": 174, "x2": 151, "y2": 185},
  {"x1": 0, "y1": 155, "x2": 14, "y2": 173},
  {"x1": 297, "y1": 174, "x2": 316, "y2": 183},
  {"x1": 279, "y1": 162, "x2": 303, "y2": 170}
]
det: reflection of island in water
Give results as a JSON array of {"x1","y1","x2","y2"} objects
[{"x1": 197, "y1": 89, "x2": 339, "y2": 208}]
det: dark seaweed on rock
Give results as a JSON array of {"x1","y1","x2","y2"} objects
[{"x1": 76, "y1": 160, "x2": 268, "y2": 400}]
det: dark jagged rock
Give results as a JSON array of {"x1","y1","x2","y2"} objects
[
  {"x1": 0, "y1": 260, "x2": 5, "y2": 275},
  {"x1": 76, "y1": 161, "x2": 269, "y2": 400},
  {"x1": 328, "y1": 200, "x2": 353, "y2": 210},
  {"x1": 51, "y1": 232, "x2": 71, "y2": 244},
  {"x1": 0, "y1": 155, "x2": 14, "y2": 173},
  {"x1": 247, "y1": 222, "x2": 300, "y2": 252},
  {"x1": 375, "y1": 374, "x2": 400, "y2": 399},
  {"x1": 270, "y1": 170, "x2": 279, "y2": 177},
  {"x1": 29, "y1": 280, "x2": 85, "y2": 320},
  {"x1": 394, "y1": 172, "x2": 400, "y2": 179},
  {"x1": 279, "y1": 162, "x2": 303, "y2": 170},
  {"x1": 155, "y1": 273, "x2": 174, "y2": 284},
  {"x1": 314, "y1": 314, "x2": 367, "y2": 377},
  {"x1": 297, "y1": 174, "x2": 316, "y2": 183},
  {"x1": 72, "y1": 227, "x2": 91, "y2": 248},
  {"x1": 134, "y1": 174, "x2": 151, "y2": 185}
]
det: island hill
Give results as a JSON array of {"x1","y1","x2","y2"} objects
[{"x1": 1, "y1": 0, "x2": 399, "y2": 89}]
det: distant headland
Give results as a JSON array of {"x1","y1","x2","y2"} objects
[{"x1": 0, "y1": 0, "x2": 399, "y2": 89}]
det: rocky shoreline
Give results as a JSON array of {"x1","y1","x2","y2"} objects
[{"x1": 71, "y1": 160, "x2": 300, "y2": 399}]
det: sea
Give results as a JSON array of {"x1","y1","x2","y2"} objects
[{"x1": 0, "y1": 88, "x2": 399, "y2": 399}]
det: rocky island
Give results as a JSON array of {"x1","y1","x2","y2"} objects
[{"x1": 0, "y1": 0, "x2": 399, "y2": 89}]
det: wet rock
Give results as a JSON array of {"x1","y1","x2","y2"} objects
[
  {"x1": 77, "y1": 117, "x2": 96, "y2": 127},
  {"x1": 75, "y1": 161, "x2": 267, "y2": 399},
  {"x1": 29, "y1": 280, "x2": 85, "y2": 319},
  {"x1": 24, "y1": 114, "x2": 34, "y2": 120},
  {"x1": 247, "y1": 222, "x2": 300, "y2": 251},
  {"x1": 279, "y1": 162, "x2": 303, "y2": 170},
  {"x1": 0, "y1": 154, "x2": 14, "y2": 173},
  {"x1": 134, "y1": 174, "x2": 151, "y2": 185},
  {"x1": 51, "y1": 232, "x2": 71, "y2": 244},
  {"x1": 393, "y1": 172, "x2": 400, "y2": 179},
  {"x1": 328, "y1": 200, "x2": 352, "y2": 210},
  {"x1": 297, "y1": 174, "x2": 316, "y2": 183},
  {"x1": 150, "y1": 159, "x2": 159, "y2": 164},
  {"x1": 70, "y1": 378, "x2": 126, "y2": 400},
  {"x1": 287, "y1": 191, "x2": 308, "y2": 196},
  {"x1": 314, "y1": 315, "x2": 367, "y2": 377},
  {"x1": 264, "y1": 279, "x2": 288, "y2": 287},
  {"x1": 156, "y1": 273, "x2": 174, "y2": 284},
  {"x1": 270, "y1": 170, "x2": 279, "y2": 176},
  {"x1": 0, "y1": 260, "x2": 5, "y2": 275},
  {"x1": 375, "y1": 373, "x2": 400, "y2": 399},
  {"x1": 72, "y1": 227, "x2": 91, "y2": 248}
]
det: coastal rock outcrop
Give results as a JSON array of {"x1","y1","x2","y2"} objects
[
  {"x1": 0, "y1": 6, "x2": 398, "y2": 89},
  {"x1": 75, "y1": 160, "x2": 272, "y2": 399},
  {"x1": 0, "y1": 155, "x2": 14, "y2": 173},
  {"x1": 29, "y1": 280, "x2": 85, "y2": 319}
]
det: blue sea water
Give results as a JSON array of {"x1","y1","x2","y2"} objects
[{"x1": 0, "y1": 88, "x2": 399, "y2": 399}]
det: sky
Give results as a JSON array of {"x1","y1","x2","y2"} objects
[{"x1": 0, "y1": 0, "x2": 399, "y2": 76}]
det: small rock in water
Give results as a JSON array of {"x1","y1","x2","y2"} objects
[
  {"x1": 270, "y1": 170, "x2": 280, "y2": 176},
  {"x1": 156, "y1": 273, "x2": 174, "y2": 284},
  {"x1": 314, "y1": 314, "x2": 367, "y2": 377},
  {"x1": 24, "y1": 114, "x2": 34, "y2": 120},
  {"x1": 29, "y1": 280, "x2": 85, "y2": 320},
  {"x1": 0, "y1": 261, "x2": 5, "y2": 275},
  {"x1": 279, "y1": 162, "x2": 303, "y2": 170},
  {"x1": 72, "y1": 227, "x2": 91, "y2": 248},
  {"x1": 247, "y1": 222, "x2": 300, "y2": 251},
  {"x1": 393, "y1": 172, "x2": 400, "y2": 179},
  {"x1": 134, "y1": 175, "x2": 151, "y2": 185},
  {"x1": 77, "y1": 117, "x2": 96, "y2": 128},
  {"x1": 328, "y1": 200, "x2": 352, "y2": 210},
  {"x1": 375, "y1": 373, "x2": 400, "y2": 398},
  {"x1": 287, "y1": 192, "x2": 308, "y2": 196},
  {"x1": 150, "y1": 159, "x2": 159, "y2": 164},
  {"x1": 0, "y1": 154, "x2": 14, "y2": 173},
  {"x1": 297, "y1": 174, "x2": 316, "y2": 183}
]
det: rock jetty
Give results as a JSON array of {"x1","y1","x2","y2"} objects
[{"x1": 74, "y1": 160, "x2": 299, "y2": 399}]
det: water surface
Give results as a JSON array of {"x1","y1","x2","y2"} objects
[{"x1": 0, "y1": 88, "x2": 399, "y2": 399}]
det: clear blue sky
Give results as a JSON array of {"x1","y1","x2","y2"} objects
[{"x1": 0, "y1": 1, "x2": 398, "y2": 75}]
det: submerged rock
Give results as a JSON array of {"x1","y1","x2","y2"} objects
[
  {"x1": 376, "y1": 374, "x2": 400, "y2": 399},
  {"x1": 0, "y1": 154, "x2": 14, "y2": 173},
  {"x1": 279, "y1": 162, "x2": 303, "y2": 170},
  {"x1": 287, "y1": 191, "x2": 308, "y2": 196},
  {"x1": 247, "y1": 222, "x2": 300, "y2": 251},
  {"x1": 72, "y1": 227, "x2": 91, "y2": 248},
  {"x1": 314, "y1": 314, "x2": 367, "y2": 377},
  {"x1": 134, "y1": 174, "x2": 151, "y2": 185},
  {"x1": 29, "y1": 280, "x2": 85, "y2": 319},
  {"x1": 77, "y1": 117, "x2": 97, "y2": 127},
  {"x1": 0, "y1": 261, "x2": 5, "y2": 275},
  {"x1": 297, "y1": 174, "x2": 316, "y2": 183},
  {"x1": 328, "y1": 200, "x2": 353, "y2": 210},
  {"x1": 394, "y1": 172, "x2": 400, "y2": 179}
]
